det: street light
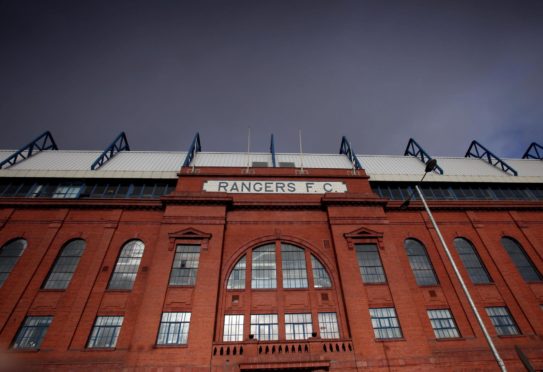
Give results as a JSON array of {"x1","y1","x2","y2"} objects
[{"x1": 402, "y1": 159, "x2": 507, "y2": 372}]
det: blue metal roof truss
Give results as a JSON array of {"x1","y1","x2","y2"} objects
[
  {"x1": 270, "y1": 134, "x2": 276, "y2": 167},
  {"x1": 522, "y1": 142, "x2": 543, "y2": 160},
  {"x1": 91, "y1": 132, "x2": 130, "y2": 170},
  {"x1": 404, "y1": 138, "x2": 444, "y2": 174},
  {"x1": 465, "y1": 140, "x2": 518, "y2": 176},
  {"x1": 183, "y1": 132, "x2": 202, "y2": 167},
  {"x1": 0, "y1": 131, "x2": 58, "y2": 169},
  {"x1": 339, "y1": 136, "x2": 363, "y2": 169}
]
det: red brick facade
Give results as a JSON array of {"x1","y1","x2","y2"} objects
[{"x1": 0, "y1": 166, "x2": 542, "y2": 371}]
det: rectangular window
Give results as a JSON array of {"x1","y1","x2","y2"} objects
[
  {"x1": 87, "y1": 316, "x2": 124, "y2": 348},
  {"x1": 318, "y1": 312, "x2": 339, "y2": 339},
  {"x1": 485, "y1": 307, "x2": 520, "y2": 336},
  {"x1": 223, "y1": 314, "x2": 244, "y2": 342},
  {"x1": 369, "y1": 308, "x2": 402, "y2": 339},
  {"x1": 251, "y1": 314, "x2": 279, "y2": 341},
  {"x1": 169, "y1": 245, "x2": 200, "y2": 286},
  {"x1": 52, "y1": 184, "x2": 82, "y2": 198},
  {"x1": 355, "y1": 244, "x2": 386, "y2": 283},
  {"x1": 157, "y1": 312, "x2": 191, "y2": 345},
  {"x1": 285, "y1": 313, "x2": 313, "y2": 340},
  {"x1": 251, "y1": 245, "x2": 276, "y2": 289},
  {"x1": 12, "y1": 316, "x2": 52, "y2": 349},
  {"x1": 427, "y1": 309, "x2": 460, "y2": 338},
  {"x1": 281, "y1": 244, "x2": 308, "y2": 289}
]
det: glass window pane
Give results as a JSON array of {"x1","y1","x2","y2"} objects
[
  {"x1": 223, "y1": 315, "x2": 244, "y2": 342},
  {"x1": 427, "y1": 309, "x2": 460, "y2": 338},
  {"x1": 87, "y1": 316, "x2": 124, "y2": 348},
  {"x1": 485, "y1": 307, "x2": 520, "y2": 336},
  {"x1": 281, "y1": 244, "x2": 308, "y2": 289},
  {"x1": 500, "y1": 237, "x2": 542, "y2": 282},
  {"x1": 311, "y1": 255, "x2": 331, "y2": 288},
  {"x1": 453, "y1": 238, "x2": 492, "y2": 284},
  {"x1": 157, "y1": 312, "x2": 191, "y2": 345},
  {"x1": 369, "y1": 308, "x2": 402, "y2": 339},
  {"x1": 108, "y1": 240, "x2": 145, "y2": 290},
  {"x1": 227, "y1": 256, "x2": 246, "y2": 290},
  {"x1": 250, "y1": 314, "x2": 279, "y2": 341},
  {"x1": 318, "y1": 312, "x2": 339, "y2": 339},
  {"x1": 285, "y1": 313, "x2": 312, "y2": 340},
  {"x1": 0, "y1": 239, "x2": 27, "y2": 287},
  {"x1": 43, "y1": 239, "x2": 86, "y2": 289},
  {"x1": 404, "y1": 239, "x2": 438, "y2": 286},
  {"x1": 355, "y1": 244, "x2": 386, "y2": 283},
  {"x1": 169, "y1": 245, "x2": 200, "y2": 286},
  {"x1": 251, "y1": 244, "x2": 276, "y2": 289},
  {"x1": 12, "y1": 316, "x2": 53, "y2": 349}
]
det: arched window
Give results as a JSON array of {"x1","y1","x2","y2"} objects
[
  {"x1": 251, "y1": 244, "x2": 276, "y2": 289},
  {"x1": 223, "y1": 242, "x2": 337, "y2": 342},
  {"x1": 227, "y1": 255, "x2": 246, "y2": 289},
  {"x1": 227, "y1": 243, "x2": 333, "y2": 290},
  {"x1": 500, "y1": 237, "x2": 542, "y2": 282},
  {"x1": 404, "y1": 239, "x2": 438, "y2": 286},
  {"x1": 311, "y1": 255, "x2": 331, "y2": 288},
  {"x1": 108, "y1": 240, "x2": 145, "y2": 290},
  {"x1": 453, "y1": 238, "x2": 492, "y2": 284},
  {"x1": 0, "y1": 238, "x2": 27, "y2": 287},
  {"x1": 43, "y1": 239, "x2": 86, "y2": 289}
]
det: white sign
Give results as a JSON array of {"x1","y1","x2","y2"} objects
[{"x1": 203, "y1": 180, "x2": 347, "y2": 194}]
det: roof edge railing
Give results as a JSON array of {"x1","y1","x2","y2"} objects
[
  {"x1": 339, "y1": 136, "x2": 363, "y2": 170},
  {"x1": 404, "y1": 138, "x2": 444, "y2": 175},
  {"x1": 91, "y1": 132, "x2": 130, "y2": 170},
  {"x1": 270, "y1": 134, "x2": 276, "y2": 167},
  {"x1": 465, "y1": 140, "x2": 518, "y2": 176},
  {"x1": 522, "y1": 142, "x2": 543, "y2": 160},
  {"x1": 0, "y1": 131, "x2": 58, "y2": 169},
  {"x1": 183, "y1": 132, "x2": 202, "y2": 167}
]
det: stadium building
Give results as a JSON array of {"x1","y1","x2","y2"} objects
[{"x1": 0, "y1": 131, "x2": 542, "y2": 371}]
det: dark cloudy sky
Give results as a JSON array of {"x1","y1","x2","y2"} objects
[{"x1": 1, "y1": 1, "x2": 542, "y2": 157}]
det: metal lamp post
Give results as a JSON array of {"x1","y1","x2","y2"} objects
[{"x1": 402, "y1": 159, "x2": 507, "y2": 372}]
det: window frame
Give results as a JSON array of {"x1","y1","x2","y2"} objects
[
  {"x1": 453, "y1": 237, "x2": 493, "y2": 284},
  {"x1": 251, "y1": 244, "x2": 277, "y2": 289},
  {"x1": 485, "y1": 306, "x2": 520, "y2": 336},
  {"x1": 281, "y1": 243, "x2": 308, "y2": 289},
  {"x1": 427, "y1": 309, "x2": 461, "y2": 339},
  {"x1": 156, "y1": 312, "x2": 191, "y2": 346},
  {"x1": 42, "y1": 239, "x2": 86, "y2": 290},
  {"x1": 169, "y1": 244, "x2": 201, "y2": 287},
  {"x1": 11, "y1": 316, "x2": 53, "y2": 350},
  {"x1": 223, "y1": 314, "x2": 244, "y2": 342},
  {"x1": 284, "y1": 313, "x2": 313, "y2": 340},
  {"x1": 108, "y1": 240, "x2": 145, "y2": 290},
  {"x1": 87, "y1": 316, "x2": 124, "y2": 349},
  {"x1": 369, "y1": 307, "x2": 403, "y2": 340},
  {"x1": 0, "y1": 238, "x2": 28, "y2": 287},
  {"x1": 318, "y1": 312, "x2": 340, "y2": 339},
  {"x1": 355, "y1": 243, "x2": 387, "y2": 284},
  {"x1": 404, "y1": 238, "x2": 438, "y2": 286},
  {"x1": 500, "y1": 237, "x2": 542, "y2": 283},
  {"x1": 250, "y1": 314, "x2": 279, "y2": 341}
]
